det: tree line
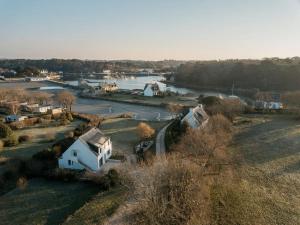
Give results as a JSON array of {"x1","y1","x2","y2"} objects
[
  {"x1": 173, "y1": 57, "x2": 300, "y2": 92},
  {"x1": 0, "y1": 59, "x2": 182, "y2": 73}
]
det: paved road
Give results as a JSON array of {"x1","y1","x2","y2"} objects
[{"x1": 156, "y1": 122, "x2": 172, "y2": 155}]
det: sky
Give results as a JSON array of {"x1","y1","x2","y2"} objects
[{"x1": 0, "y1": 0, "x2": 300, "y2": 60}]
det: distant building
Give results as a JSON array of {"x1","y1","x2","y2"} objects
[
  {"x1": 32, "y1": 105, "x2": 53, "y2": 113},
  {"x1": 58, "y1": 127, "x2": 112, "y2": 171},
  {"x1": 181, "y1": 104, "x2": 209, "y2": 129},
  {"x1": 255, "y1": 101, "x2": 283, "y2": 110},
  {"x1": 49, "y1": 107, "x2": 63, "y2": 115},
  {"x1": 100, "y1": 82, "x2": 119, "y2": 93},
  {"x1": 40, "y1": 69, "x2": 48, "y2": 75},
  {"x1": 25, "y1": 76, "x2": 49, "y2": 82},
  {"x1": 5, "y1": 115, "x2": 28, "y2": 123},
  {"x1": 103, "y1": 70, "x2": 111, "y2": 74},
  {"x1": 143, "y1": 83, "x2": 161, "y2": 97}
]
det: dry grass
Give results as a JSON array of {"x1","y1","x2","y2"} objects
[{"x1": 117, "y1": 155, "x2": 212, "y2": 225}]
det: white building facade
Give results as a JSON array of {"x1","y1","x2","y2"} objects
[
  {"x1": 181, "y1": 104, "x2": 209, "y2": 129},
  {"x1": 58, "y1": 127, "x2": 112, "y2": 171},
  {"x1": 143, "y1": 83, "x2": 161, "y2": 97}
]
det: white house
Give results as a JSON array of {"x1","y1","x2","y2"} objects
[
  {"x1": 5, "y1": 115, "x2": 28, "y2": 123},
  {"x1": 255, "y1": 101, "x2": 283, "y2": 110},
  {"x1": 181, "y1": 104, "x2": 209, "y2": 129},
  {"x1": 58, "y1": 127, "x2": 112, "y2": 171},
  {"x1": 33, "y1": 105, "x2": 53, "y2": 113},
  {"x1": 143, "y1": 83, "x2": 161, "y2": 97}
]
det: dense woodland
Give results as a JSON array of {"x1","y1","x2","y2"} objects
[
  {"x1": 174, "y1": 57, "x2": 300, "y2": 91},
  {"x1": 0, "y1": 59, "x2": 182, "y2": 73}
]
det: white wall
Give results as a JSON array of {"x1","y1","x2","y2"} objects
[
  {"x1": 144, "y1": 86, "x2": 154, "y2": 97},
  {"x1": 59, "y1": 139, "x2": 99, "y2": 171},
  {"x1": 58, "y1": 138, "x2": 113, "y2": 171}
]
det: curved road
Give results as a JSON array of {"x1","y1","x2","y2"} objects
[{"x1": 156, "y1": 122, "x2": 172, "y2": 155}]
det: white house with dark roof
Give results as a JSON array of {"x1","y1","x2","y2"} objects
[
  {"x1": 143, "y1": 82, "x2": 161, "y2": 97},
  {"x1": 58, "y1": 127, "x2": 112, "y2": 171},
  {"x1": 181, "y1": 104, "x2": 209, "y2": 129}
]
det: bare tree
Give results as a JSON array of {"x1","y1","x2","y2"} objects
[
  {"x1": 137, "y1": 122, "x2": 155, "y2": 140},
  {"x1": 167, "y1": 103, "x2": 184, "y2": 118},
  {"x1": 56, "y1": 91, "x2": 76, "y2": 112},
  {"x1": 34, "y1": 92, "x2": 53, "y2": 105}
]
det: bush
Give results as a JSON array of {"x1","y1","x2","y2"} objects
[
  {"x1": 0, "y1": 140, "x2": 4, "y2": 150},
  {"x1": 128, "y1": 155, "x2": 209, "y2": 225},
  {"x1": 46, "y1": 168, "x2": 77, "y2": 181},
  {"x1": 0, "y1": 122, "x2": 13, "y2": 138},
  {"x1": 66, "y1": 112, "x2": 73, "y2": 121},
  {"x1": 18, "y1": 135, "x2": 32, "y2": 143},
  {"x1": 42, "y1": 132, "x2": 56, "y2": 142},
  {"x1": 137, "y1": 122, "x2": 155, "y2": 140},
  {"x1": 85, "y1": 169, "x2": 121, "y2": 190},
  {"x1": 60, "y1": 118, "x2": 70, "y2": 126},
  {"x1": 32, "y1": 149, "x2": 57, "y2": 161},
  {"x1": 5, "y1": 134, "x2": 19, "y2": 147}
]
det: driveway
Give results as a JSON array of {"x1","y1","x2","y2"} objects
[{"x1": 156, "y1": 122, "x2": 172, "y2": 155}]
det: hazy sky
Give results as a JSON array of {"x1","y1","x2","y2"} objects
[{"x1": 0, "y1": 0, "x2": 300, "y2": 60}]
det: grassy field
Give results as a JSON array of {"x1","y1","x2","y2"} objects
[
  {"x1": 95, "y1": 93, "x2": 197, "y2": 107},
  {"x1": 0, "y1": 120, "x2": 81, "y2": 159},
  {"x1": 0, "y1": 178, "x2": 99, "y2": 225},
  {"x1": 63, "y1": 187, "x2": 127, "y2": 225},
  {"x1": 100, "y1": 118, "x2": 167, "y2": 155},
  {"x1": 212, "y1": 115, "x2": 300, "y2": 225}
]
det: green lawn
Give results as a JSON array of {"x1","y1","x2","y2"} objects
[
  {"x1": 100, "y1": 118, "x2": 167, "y2": 155},
  {"x1": 0, "y1": 120, "x2": 81, "y2": 159},
  {"x1": 0, "y1": 178, "x2": 100, "y2": 225},
  {"x1": 97, "y1": 93, "x2": 197, "y2": 107}
]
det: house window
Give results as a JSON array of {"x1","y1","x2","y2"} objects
[
  {"x1": 107, "y1": 150, "x2": 111, "y2": 156},
  {"x1": 99, "y1": 157, "x2": 103, "y2": 167},
  {"x1": 73, "y1": 151, "x2": 77, "y2": 157},
  {"x1": 68, "y1": 160, "x2": 72, "y2": 166}
]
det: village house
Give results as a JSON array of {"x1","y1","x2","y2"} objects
[
  {"x1": 49, "y1": 107, "x2": 63, "y2": 115},
  {"x1": 58, "y1": 127, "x2": 112, "y2": 171},
  {"x1": 255, "y1": 101, "x2": 283, "y2": 110},
  {"x1": 100, "y1": 82, "x2": 119, "y2": 93},
  {"x1": 143, "y1": 82, "x2": 161, "y2": 97},
  {"x1": 32, "y1": 105, "x2": 53, "y2": 113},
  {"x1": 5, "y1": 115, "x2": 28, "y2": 123},
  {"x1": 181, "y1": 104, "x2": 209, "y2": 129}
]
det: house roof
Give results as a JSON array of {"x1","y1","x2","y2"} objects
[
  {"x1": 192, "y1": 105, "x2": 209, "y2": 125},
  {"x1": 79, "y1": 127, "x2": 109, "y2": 148},
  {"x1": 144, "y1": 83, "x2": 160, "y2": 92}
]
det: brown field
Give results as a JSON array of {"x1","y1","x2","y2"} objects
[{"x1": 212, "y1": 115, "x2": 300, "y2": 225}]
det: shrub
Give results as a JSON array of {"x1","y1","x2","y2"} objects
[
  {"x1": 42, "y1": 132, "x2": 56, "y2": 142},
  {"x1": 0, "y1": 140, "x2": 4, "y2": 150},
  {"x1": 66, "y1": 112, "x2": 73, "y2": 121},
  {"x1": 5, "y1": 134, "x2": 19, "y2": 147},
  {"x1": 64, "y1": 131, "x2": 74, "y2": 138},
  {"x1": 0, "y1": 122, "x2": 13, "y2": 138},
  {"x1": 46, "y1": 168, "x2": 77, "y2": 181},
  {"x1": 16, "y1": 176, "x2": 28, "y2": 190},
  {"x1": 32, "y1": 149, "x2": 57, "y2": 161},
  {"x1": 18, "y1": 135, "x2": 32, "y2": 143},
  {"x1": 60, "y1": 118, "x2": 70, "y2": 126},
  {"x1": 128, "y1": 155, "x2": 209, "y2": 225},
  {"x1": 137, "y1": 122, "x2": 155, "y2": 140}
]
